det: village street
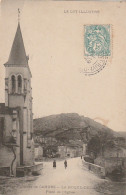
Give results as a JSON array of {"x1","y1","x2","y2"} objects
[
  {"x1": 17, "y1": 157, "x2": 102, "y2": 195},
  {"x1": 0, "y1": 157, "x2": 126, "y2": 195}
]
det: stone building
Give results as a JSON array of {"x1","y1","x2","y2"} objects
[
  {"x1": 66, "y1": 147, "x2": 77, "y2": 158},
  {"x1": 58, "y1": 146, "x2": 67, "y2": 158},
  {"x1": 0, "y1": 22, "x2": 34, "y2": 176},
  {"x1": 58, "y1": 145, "x2": 82, "y2": 158},
  {"x1": 82, "y1": 143, "x2": 87, "y2": 156},
  {"x1": 34, "y1": 143, "x2": 43, "y2": 160}
]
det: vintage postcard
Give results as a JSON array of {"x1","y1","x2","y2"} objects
[{"x1": 0, "y1": 0, "x2": 126, "y2": 195}]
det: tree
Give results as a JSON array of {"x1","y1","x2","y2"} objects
[{"x1": 87, "y1": 135, "x2": 101, "y2": 159}]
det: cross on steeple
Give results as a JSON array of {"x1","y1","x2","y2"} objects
[{"x1": 18, "y1": 8, "x2": 20, "y2": 23}]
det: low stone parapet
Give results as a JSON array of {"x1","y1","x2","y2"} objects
[
  {"x1": 82, "y1": 160, "x2": 106, "y2": 178},
  {"x1": 16, "y1": 163, "x2": 43, "y2": 177},
  {"x1": 0, "y1": 167, "x2": 10, "y2": 176},
  {"x1": 32, "y1": 163, "x2": 43, "y2": 176}
]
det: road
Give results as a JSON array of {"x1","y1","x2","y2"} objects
[
  {"x1": 0, "y1": 157, "x2": 126, "y2": 195},
  {"x1": 18, "y1": 157, "x2": 102, "y2": 195}
]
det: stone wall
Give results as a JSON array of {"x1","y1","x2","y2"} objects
[
  {"x1": 0, "y1": 145, "x2": 13, "y2": 167},
  {"x1": 0, "y1": 167, "x2": 10, "y2": 176},
  {"x1": 23, "y1": 135, "x2": 34, "y2": 166},
  {"x1": 82, "y1": 159, "x2": 106, "y2": 178},
  {"x1": 16, "y1": 163, "x2": 43, "y2": 177},
  {"x1": 0, "y1": 145, "x2": 16, "y2": 176},
  {"x1": 0, "y1": 117, "x2": 4, "y2": 143},
  {"x1": 94, "y1": 157, "x2": 126, "y2": 174},
  {"x1": 35, "y1": 146, "x2": 43, "y2": 160}
]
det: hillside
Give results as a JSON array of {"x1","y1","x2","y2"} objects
[
  {"x1": 118, "y1": 132, "x2": 126, "y2": 139},
  {"x1": 33, "y1": 113, "x2": 119, "y2": 141}
]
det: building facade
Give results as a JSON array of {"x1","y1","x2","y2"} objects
[
  {"x1": 58, "y1": 145, "x2": 82, "y2": 158},
  {"x1": 0, "y1": 23, "x2": 34, "y2": 176},
  {"x1": 34, "y1": 144, "x2": 43, "y2": 160}
]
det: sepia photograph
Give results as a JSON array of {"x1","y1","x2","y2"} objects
[{"x1": 0, "y1": 0, "x2": 126, "y2": 195}]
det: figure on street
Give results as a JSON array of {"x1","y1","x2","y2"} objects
[
  {"x1": 53, "y1": 160, "x2": 56, "y2": 168},
  {"x1": 64, "y1": 160, "x2": 67, "y2": 169}
]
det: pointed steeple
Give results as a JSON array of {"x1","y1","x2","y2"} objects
[{"x1": 5, "y1": 23, "x2": 28, "y2": 66}]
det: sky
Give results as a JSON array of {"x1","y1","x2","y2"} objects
[{"x1": 0, "y1": 0, "x2": 126, "y2": 132}]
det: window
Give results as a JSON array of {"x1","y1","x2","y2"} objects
[
  {"x1": 18, "y1": 75, "x2": 22, "y2": 94},
  {"x1": 11, "y1": 75, "x2": 16, "y2": 93}
]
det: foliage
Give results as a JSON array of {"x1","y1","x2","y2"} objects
[{"x1": 87, "y1": 136, "x2": 101, "y2": 158}]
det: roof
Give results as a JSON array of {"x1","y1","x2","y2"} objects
[{"x1": 4, "y1": 23, "x2": 28, "y2": 66}]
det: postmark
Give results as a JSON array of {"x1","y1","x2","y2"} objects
[{"x1": 81, "y1": 24, "x2": 112, "y2": 76}]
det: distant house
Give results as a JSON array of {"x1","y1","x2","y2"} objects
[
  {"x1": 58, "y1": 146, "x2": 67, "y2": 158},
  {"x1": 34, "y1": 144, "x2": 43, "y2": 160},
  {"x1": 66, "y1": 147, "x2": 77, "y2": 158},
  {"x1": 103, "y1": 147, "x2": 126, "y2": 158},
  {"x1": 35, "y1": 136, "x2": 57, "y2": 146},
  {"x1": 76, "y1": 147, "x2": 83, "y2": 157},
  {"x1": 58, "y1": 145, "x2": 82, "y2": 158},
  {"x1": 83, "y1": 143, "x2": 87, "y2": 156}
]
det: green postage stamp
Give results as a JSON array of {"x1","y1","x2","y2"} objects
[
  {"x1": 84, "y1": 25, "x2": 111, "y2": 56},
  {"x1": 81, "y1": 24, "x2": 112, "y2": 76}
]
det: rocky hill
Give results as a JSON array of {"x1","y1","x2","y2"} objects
[
  {"x1": 118, "y1": 132, "x2": 126, "y2": 139},
  {"x1": 33, "y1": 113, "x2": 119, "y2": 144}
]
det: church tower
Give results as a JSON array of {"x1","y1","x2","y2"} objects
[{"x1": 4, "y1": 22, "x2": 34, "y2": 166}]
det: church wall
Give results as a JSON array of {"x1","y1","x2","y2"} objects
[
  {"x1": 5, "y1": 91, "x2": 9, "y2": 107},
  {"x1": 22, "y1": 107, "x2": 34, "y2": 166},
  {"x1": 8, "y1": 95, "x2": 24, "y2": 108},
  {"x1": 6, "y1": 67, "x2": 30, "y2": 79},
  {"x1": 0, "y1": 144, "x2": 12, "y2": 165},
  {"x1": 0, "y1": 117, "x2": 4, "y2": 144},
  {"x1": 23, "y1": 108, "x2": 28, "y2": 133},
  {"x1": 1, "y1": 23, "x2": 35, "y2": 175},
  {"x1": 23, "y1": 134, "x2": 34, "y2": 166},
  {"x1": 16, "y1": 126, "x2": 20, "y2": 167},
  {"x1": 0, "y1": 145, "x2": 17, "y2": 176},
  {"x1": 27, "y1": 109, "x2": 30, "y2": 136},
  {"x1": 4, "y1": 115, "x2": 13, "y2": 140}
]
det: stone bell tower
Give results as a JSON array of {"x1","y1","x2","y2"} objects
[{"x1": 4, "y1": 22, "x2": 34, "y2": 166}]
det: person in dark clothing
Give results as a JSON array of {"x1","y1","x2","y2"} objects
[
  {"x1": 53, "y1": 160, "x2": 56, "y2": 168},
  {"x1": 64, "y1": 160, "x2": 67, "y2": 169}
]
